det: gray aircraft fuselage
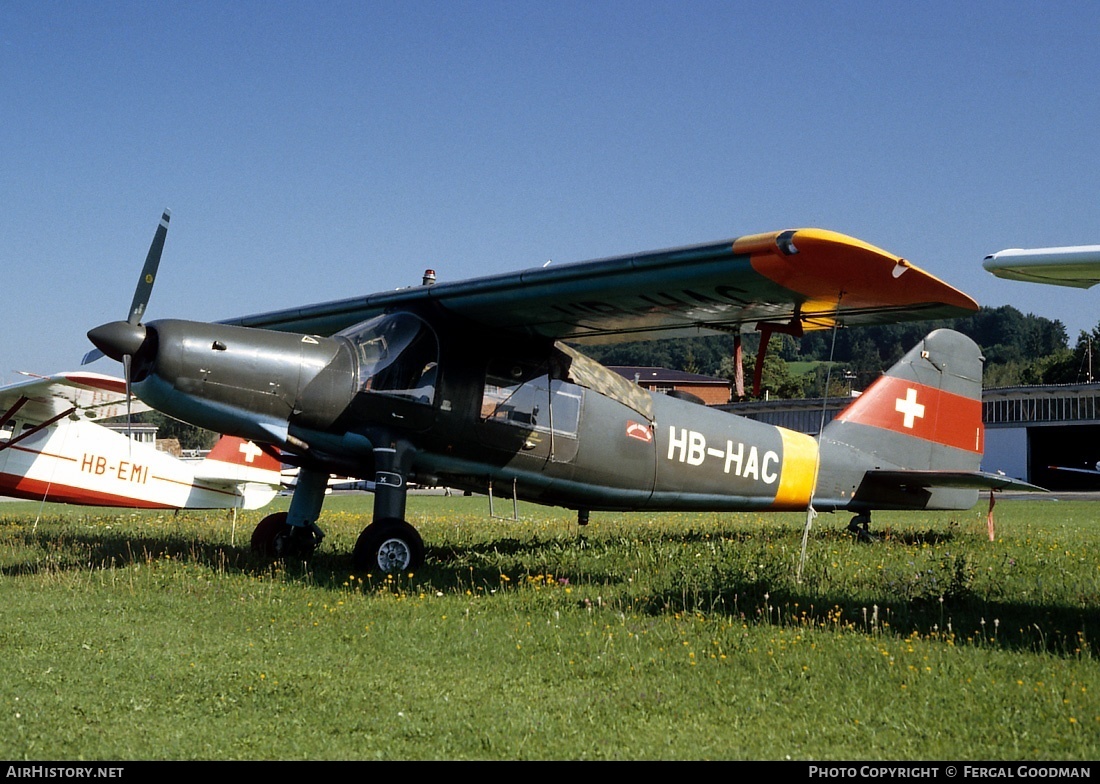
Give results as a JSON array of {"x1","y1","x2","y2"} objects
[{"x1": 130, "y1": 309, "x2": 832, "y2": 518}]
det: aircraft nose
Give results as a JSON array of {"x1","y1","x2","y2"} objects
[{"x1": 87, "y1": 320, "x2": 148, "y2": 362}]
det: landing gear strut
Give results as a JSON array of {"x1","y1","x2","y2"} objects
[
  {"x1": 251, "y1": 511, "x2": 323, "y2": 559},
  {"x1": 847, "y1": 512, "x2": 877, "y2": 543},
  {"x1": 251, "y1": 466, "x2": 328, "y2": 560},
  {"x1": 351, "y1": 440, "x2": 425, "y2": 574}
]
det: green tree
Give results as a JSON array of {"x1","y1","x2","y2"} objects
[
  {"x1": 721, "y1": 348, "x2": 804, "y2": 400},
  {"x1": 132, "y1": 410, "x2": 218, "y2": 451}
]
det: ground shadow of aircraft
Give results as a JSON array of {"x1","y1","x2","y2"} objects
[{"x1": 85, "y1": 211, "x2": 1040, "y2": 572}]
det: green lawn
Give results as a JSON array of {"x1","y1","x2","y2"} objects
[{"x1": 0, "y1": 494, "x2": 1096, "y2": 760}]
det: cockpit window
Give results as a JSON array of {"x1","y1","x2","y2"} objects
[{"x1": 337, "y1": 313, "x2": 439, "y2": 405}]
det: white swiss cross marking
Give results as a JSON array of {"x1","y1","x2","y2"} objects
[
  {"x1": 239, "y1": 441, "x2": 263, "y2": 463},
  {"x1": 895, "y1": 387, "x2": 926, "y2": 429}
]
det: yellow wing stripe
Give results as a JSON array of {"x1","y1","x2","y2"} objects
[{"x1": 772, "y1": 428, "x2": 819, "y2": 510}]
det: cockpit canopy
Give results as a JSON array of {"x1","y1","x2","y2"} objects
[{"x1": 337, "y1": 312, "x2": 439, "y2": 405}]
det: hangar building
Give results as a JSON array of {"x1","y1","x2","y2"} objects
[{"x1": 719, "y1": 383, "x2": 1100, "y2": 490}]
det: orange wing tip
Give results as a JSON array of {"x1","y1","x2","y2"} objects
[
  {"x1": 737, "y1": 228, "x2": 978, "y2": 313},
  {"x1": 733, "y1": 228, "x2": 903, "y2": 260}
]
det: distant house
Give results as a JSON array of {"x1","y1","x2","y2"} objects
[
  {"x1": 104, "y1": 423, "x2": 182, "y2": 456},
  {"x1": 104, "y1": 423, "x2": 158, "y2": 446},
  {"x1": 609, "y1": 366, "x2": 732, "y2": 406}
]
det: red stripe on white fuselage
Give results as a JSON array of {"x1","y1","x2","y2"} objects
[
  {"x1": 0, "y1": 472, "x2": 176, "y2": 508},
  {"x1": 835, "y1": 376, "x2": 982, "y2": 453}
]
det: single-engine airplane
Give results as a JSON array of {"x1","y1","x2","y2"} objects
[
  {"x1": 86, "y1": 211, "x2": 1039, "y2": 571},
  {"x1": 0, "y1": 370, "x2": 282, "y2": 509}
]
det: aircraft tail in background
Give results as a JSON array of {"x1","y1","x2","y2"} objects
[{"x1": 192, "y1": 436, "x2": 283, "y2": 510}]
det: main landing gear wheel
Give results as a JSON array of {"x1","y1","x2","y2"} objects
[
  {"x1": 353, "y1": 519, "x2": 425, "y2": 573},
  {"x1": 251, "y1": 511, "x2": 320, "y2": 560}
]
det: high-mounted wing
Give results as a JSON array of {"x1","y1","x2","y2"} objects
[
  {"x1": 222, "y1": 228, "x2": 978, "y2": 342},
  {"x1": 0, "y1": 371, "x2": 150, "y2": 425},
  {"x1": 983, "y1": 245, "x2": 1100, "y2": 289}
]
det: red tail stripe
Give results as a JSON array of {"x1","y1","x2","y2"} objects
[
  {"x1": 835, "y1": 376, "x2": 982, "y2": 454},
  {"x1": 205, "y1": 437, "x2": 282, "y2": 470}
]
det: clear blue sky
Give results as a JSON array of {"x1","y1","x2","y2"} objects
[{"x1": 3, "y1": 0, "x2": 1099, "y2": 381}]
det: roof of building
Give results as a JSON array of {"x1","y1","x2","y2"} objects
[{"x1": 608, "y1": 366, "x2": 730, "y2": 386}]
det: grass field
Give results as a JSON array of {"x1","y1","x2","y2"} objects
[{"x1": 0, "y1": 492, "x2": 1097, "y2": 760}]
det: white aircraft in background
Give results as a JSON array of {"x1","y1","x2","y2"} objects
[
  {"x1": 984, "y1": 243, "x2": 1100, "y2": 483},
  {"x1": 983, "y1": 245, "x2": 1100, "y2": 288},
  {"x1": 0, "y1": 371, "x2": 282, "y2": 509}
]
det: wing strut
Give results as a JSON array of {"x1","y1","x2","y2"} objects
[
  {"x1": 752, "y1": 305, "x2": 806, "y2": 397},
  {"x1": 0, "y1": 407, "x2": 77, "y2": 453},
  {"x1": 0, "y1": 396, "x2": 30, "y2": 435}
]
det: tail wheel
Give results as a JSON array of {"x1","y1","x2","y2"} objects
[
  {"x1": 353, "y1": 519, "x2": 425, "y2": 573},
  {"x1": 251, "y1": 512, "x2": 289, "y2": 556}
]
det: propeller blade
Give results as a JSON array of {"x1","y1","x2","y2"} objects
[
  {"x1": 127, "y1": 209, "x2": 170, "y2": 326},
  {"x1": 123, "y1": 353, "x2": 133, "y2": 453},
  {"x1": 85, "y1": 209, "x2": 170, "y2": 418}
]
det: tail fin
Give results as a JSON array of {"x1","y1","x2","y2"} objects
[
  {"x1": 203, "y1": 436, "x2": 282, "y2": 472},
  {"x1": 828, "y1": 328, "x2": 985, "y2": 465},
  {"x1": 194, "y1": 436, "x2": 284, "y2": 509},
  {"x1": 815, "y1": 329, "x2": 1037, "y2": 511}
]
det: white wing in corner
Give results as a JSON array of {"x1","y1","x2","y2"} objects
[
  {"x1": 983, "y1": 246, "x2": 1100, "y2": 289},
  {"x1": 1, "y1": 371, "x2": 150, "y2": 424}
]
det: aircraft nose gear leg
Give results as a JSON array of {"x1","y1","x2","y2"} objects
[
  {"x1": 847, "y1": 513, "x2": 877, "y2": 543},
  {"x1": 252, "y1": 466, "x2": 328, "y2": 559},
  {"x1": 352, "y1": 442, "x2": 425, "y2": 573}
]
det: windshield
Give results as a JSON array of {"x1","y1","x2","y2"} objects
[{"x1": 337, "y1": 313, "x2": 439, "y2": 405}]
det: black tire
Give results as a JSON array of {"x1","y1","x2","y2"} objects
[
  {"x1": 352, "y1": 519, "x2": 425, "y2": 573},
  {"x1": 251, "y1": 511, "x2": 319, "y2": 559},
  {"x1": 251, "y1": 512, "x2": 289, "y2": 556}
]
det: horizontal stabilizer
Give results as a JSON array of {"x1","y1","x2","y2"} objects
[
  {"x1": 862, "y1": 469, "x2": 1046, "y2": 493},
  {"x1": 1050, "y1": 465, "x2": 1100, "y2": 477}
]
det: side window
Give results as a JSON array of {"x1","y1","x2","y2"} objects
[
  {"x1": 482, "y1": 359, "x2": 582, "y2": 437},
  {"x1": 0, "y1": 420, "x2": 14, "y2": 442}
]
